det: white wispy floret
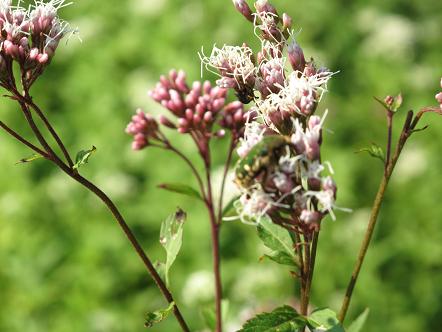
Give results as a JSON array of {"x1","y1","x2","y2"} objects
[
  {"x1": 199, "y1": 44, "x2": 256, "y2": 86},
  {"x1": 236, "y1": 120, "x2": 266, "y2": 158}
]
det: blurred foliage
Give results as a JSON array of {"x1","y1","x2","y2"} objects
[{"x1": 0, "y1": 0, "x2": 441, "y2": 331}]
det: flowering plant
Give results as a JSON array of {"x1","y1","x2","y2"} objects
[{"x1": 0, "y1": 0, "x2": 441, "y2": 331}]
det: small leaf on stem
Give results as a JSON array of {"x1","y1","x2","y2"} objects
[
  {"x1": 158, "y1": 183, "x2": 203, "y2": 201},
  {"x1": 347, "y1": 308, "x2": 369, "y2": 332},
  {"x1": 15, "y1": 154, "x2": 43, "y2": 164},
  {"x1": 307, "y1": 308, "x2": 345, "y2": 332},
  {"x1": 355, "y1": 143, "x2": 385, "y2": 163},
  {"x1": 73, "y1": 146, "x2": 96, "y2": 169},
  {"x1": 144, "y1": 301, "x2": 175, "y2": 328},
  {"x1": 158, "y1": 208, "x2": 186, "y2": 287}
]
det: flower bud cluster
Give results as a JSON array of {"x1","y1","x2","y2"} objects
[
  {"x1": 203, "y1": 1, "x2": 341, "y2": 232},
  {"x1": 127, "y1": 69, "x2": 247, "y2": 151},
  {"x1": 436, "y1": 77, "x2": 442, "y2": 110},
  {"x1": 0, "y1": 0, "x2": 73, "y2": 87},
  {"x1": 125, "y1": 109, "x2": 160, "y2": 150}
]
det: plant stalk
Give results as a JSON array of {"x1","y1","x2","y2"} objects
[{"x1": 338, "y1": 111, "x2": 414, "y2": 322}]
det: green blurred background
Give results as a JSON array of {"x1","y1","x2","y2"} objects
[{"x1": 0, "y1": 0, "x2": 441, "y2": 331}]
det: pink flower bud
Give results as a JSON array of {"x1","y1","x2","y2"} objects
[
  {"x1": 308, "y1": 115, "x2": 321, "y2": 130},
  {"x1": 192, "y1": 81, "x2": 202, "y2": 95},
  {"x1": 384, "y1": 95, "x2": 394, "y2": 106},
  {"x1": 282, "y1": 13, "x2": 292, "y2": 30},
  {"x1": 255, "y1": 0, "x2": 277, "y2": 14},
  {"x1": 193, "y1": 113, "x2": 202, "y2": 125},
  {"x1": 175, "y1": 70, "x2": 189, "y2": 93},
  {"x1": 37, "y1": 53, "x2": 49, "y2": 64},
  {"x1": 287, "y1": 40, "x2": 306, "y2": 72},
  {"x1": 300, "y1": 210, "x2": 323, "y2": 224},
  {"x1": 203, "y1": 111, "x2": 213, "y2": 123},
  {"x1": 159, "y1": 115, "x2": 176, "y2": 129},
  {"x1": 322, "y1": 176, "x2": 337, "y2": 197},
  {"x1": 29, "y1": 48, "x2": 39, "y2": 60},
  {"x1": 169, "y1": 69, "x2": 178, "y2": 82},
  {"x1": 435, "y1": 92, "x2": 442, "y2": 104},
  {"x1": 215, "y1": 129, "x2": 226, "y2": 137},
  {"x1": 232, "y1": 0, "x2": 254, "y2": 22},
  {"x1": 203, "y1": 80, "x2": 212, "y2": 95},
  {"x1": 185, "y1": 108, "x2": 194, "y2": 121}
]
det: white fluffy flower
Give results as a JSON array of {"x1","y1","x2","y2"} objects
[
  {"x1": 200, "y1": 44, "x2": 256, "y2": 87},
  {"x1": 236, "y1": 121, "x2": 266, "y2": 158}
]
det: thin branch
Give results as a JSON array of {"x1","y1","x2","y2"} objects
[
  {"x1": 217, "y1": 136, "x2": 236, "y2": 224},
  {"x1": 0, "y1": 120, "x2": 49, "y2": 158},
  {"x1": 21, "y1": 94, "x2": 74, "y2": 168}
]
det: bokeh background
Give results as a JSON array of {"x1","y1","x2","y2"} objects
[{"x1": 0, "y1": 0, "x2": 441, "y2": 331}]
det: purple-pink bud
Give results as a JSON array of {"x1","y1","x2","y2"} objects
[
  {"x1": 287, "y1": 40, "x2": 306, "y2": 72},
  {"x1": 159, "y1": 115, "x2": 177, "y2": 129},
  {"x1": 384, "y1": 95, "x2": 394, "y2": 106},
  {"x1": 232, "y1": 0, "x2": 254, "y2": 22},
  {"x1": 255, "y1": 0, "x2": 277, "y2": 14},
  {"x1": 183, "y1": 108, "x2": 193, "y2": 121},
  {"x1": 282, "y1": 13, "x2": 292, "y2": 30},
  {"x1": 203, "y1": 111, "x2": 213, "y2": 123},
  {"x1": 37, "y1": 53, "x2": 49, "y2": 64},
  {"x1": 435, "y1": 92, "x2": 442, "y2": 104},
  {"x1": 29, "y1": 48, "x2": 39, "y2": 61},
  {"x1": 322, "y1": 176, "x2": 337, "y2": 197},
  {"x1": 308, "y1": 115, "x2": 321, "y2": 130}
]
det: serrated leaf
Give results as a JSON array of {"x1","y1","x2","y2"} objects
[
  {"x1": 15, "y1": 154, "x2": 43, "y2": 164},
  {"x1": 144, "y1": 301, "x2": 175, "y2": 328},
  {"x1": 238, "y1": 305, "x2": 307, "y2": 332},
  {"x1": 257, "y1": 218, "x2": 298, "y2": 267},
  {"x1": 355, "y1": 143, "x2": 385, "y2": 163},
  {"x1": 222, "y1": 195, "x2": 240, "y2": 218},
  {"x1": 347, "y1": 308, "x2": 369, "y2": 332},
  {"x1": 307, "y1": 308, "x2": 345, "y2": 332},
  {"x1": 158, "y1": 183, "x2": 203, "y2": 201},
  {"x1": 159, "y1": 208, "x2": 186, "y2": 287},
  {"x1": 73, "y1": 146, "x2": 96, "y2": 169}
]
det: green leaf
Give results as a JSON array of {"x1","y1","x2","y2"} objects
[
  {"x1": 347, "y1": 308, "x2": 369, "y2": 332},
  {"x1": 158, "y1": 183, "x2": 203, "y2": 201},
  {"x1": 15, "y1": 154, "x2": 43, "y2": 164},
  {"x1": 257, "y1": 218, "x2": 298, "y2": 267},
  {"x1": 238, "y1": 305, "x2": 307, "y2": 332},
  {"x1": 307, "y1": 308, "x2": 345, "y2": 332},
  {"x1": 355, "y1": 143, "x2": 385, "y2": 163},
  {"x1": 262, "y1": 251, "x2": 298, "y2": 268},
  {"x1": 73, "y1": 146, "x2": 96, "y2": 169},
  {"x1": 159, "y1": 208, "x2": 186, "y2": 287},
  {"x1": 144, "y1": 301, "x2": 175, "y2": 328},
  {"x1": 222, "y1": 195, "x2": 239, "y2": 218}
]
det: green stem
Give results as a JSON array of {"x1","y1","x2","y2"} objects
[{"x1": 338, "y1": 111, "x2": 414, "y2": 323}]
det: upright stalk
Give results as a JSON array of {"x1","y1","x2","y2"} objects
[
  {"x1": 204, "y1": 154, "x2": 223, "y2": 332},
  {"x1": 338, "y1": 111, "x2": 415, "y2": 323}
]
